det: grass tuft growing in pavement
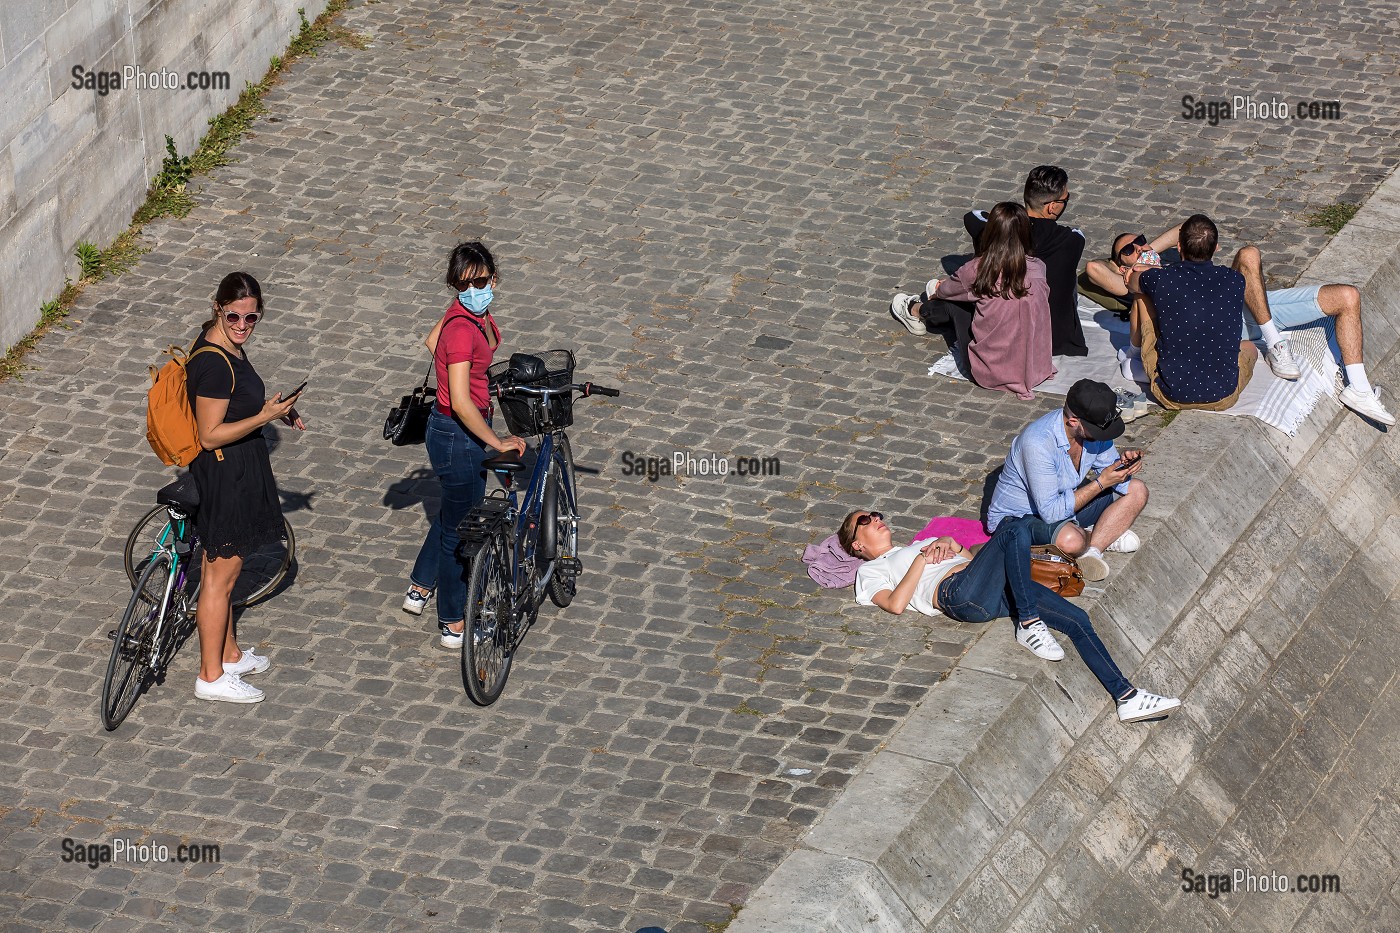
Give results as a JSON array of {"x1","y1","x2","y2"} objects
[
  {"x1": 1304, "y1": 201, "x2": 1360, "y2": 235},
  {"x1": 1, "y1": 0, "x2": 365, "y2": 382}
]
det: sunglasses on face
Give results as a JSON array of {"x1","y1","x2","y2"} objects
[
  {"x1": 855, "y1": 511, "x2": 884, "y2": 527},
  {"x1": 1047, "y1": 193, "x2": 1072, "y2": 206},
  {"x1": 460, "y1": 274, "x2": 493, "y2": 289},
  {"x1": 223, "y1": 311, "x2": 261, "y2": 325},
  {"x1": 1117, "y1": 234, "x2": 1148, "y2": 259}
]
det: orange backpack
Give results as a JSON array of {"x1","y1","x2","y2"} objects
[{"x1": 146, "y1": 344, "x2": 234, "y2": 466}]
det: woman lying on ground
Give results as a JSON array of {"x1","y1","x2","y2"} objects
[{"x1": 840, "y1": 509, "x2": 1179, "y2": 723}]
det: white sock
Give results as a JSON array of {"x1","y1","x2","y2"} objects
[
  {"x1": 1345, "y1": 363, "x2": 1372, "y2": 395},
  {"x1": 1120, "y1": 355, "x2": 1147, "y2": 383},
  {"x1": 1259, "y1": 320, "x2": 1284, "y2": 347}
]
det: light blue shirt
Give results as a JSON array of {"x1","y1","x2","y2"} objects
[{"x1": 986, "y1": 409, "x2": 1128, "y2": 530}]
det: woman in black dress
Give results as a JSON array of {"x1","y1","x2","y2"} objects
[{"x1": 186, "y1": 272, "x2": 303, "y2": 704}]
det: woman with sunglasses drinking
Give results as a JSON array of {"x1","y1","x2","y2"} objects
[
  {"x1": 186, "y1": 271, "x2": 304, "y2": 704},
  {"x1": 402, "y1": 242, "x2": 526, "y2": 647},
  {"x1": 838, "y1": 509, "x2": 1180, "y2": 724}
]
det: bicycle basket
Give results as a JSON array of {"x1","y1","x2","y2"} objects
[{"x1": 488, "y1": 350, "x2": 575, "y2": 436}]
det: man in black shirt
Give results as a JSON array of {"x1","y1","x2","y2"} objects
[{"x1": 964, "y1": 166, "x2": 1087, "y2": 356}]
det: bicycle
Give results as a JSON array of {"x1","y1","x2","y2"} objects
[
  {"x1": 105, "y1": 475, "x2": 296, "y2": 729},
  {"x1": 102, "y1": 477, "x2": 203, "y2": 730},
  {"x1": 124, "y1": 484, "x2": 294, "y2": 610},
  {"x1": 457, "y1": 350, "x2": 619, "y2": 706}
]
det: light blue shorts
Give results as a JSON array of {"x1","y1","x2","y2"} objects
[{"x1": 1241, "y1": 285, "x2": 1324, "y2": 340}]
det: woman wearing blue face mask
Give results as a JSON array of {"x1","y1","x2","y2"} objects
[{"x1": 404, "y1": 241, "x2": 527, "y2": 647}]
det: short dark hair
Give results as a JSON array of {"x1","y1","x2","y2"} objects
[
  {"x1": 837, "y1": 510, "x2": 869, "y2": 558},
  {"x1": 1179, "y1": 214, "x2": 1218, "y2": 261},
  {"x1": 1023, "y1": 165, "x2": 1069, "y2": 211},
  {"x1": 445, "y1": 241, "x2": 498, "y2": 289}
]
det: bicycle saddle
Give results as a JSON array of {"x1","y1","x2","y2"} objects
[
  {"x1": 156, "y1": 474, "x2": 201, "y2": 511},
  {"x1": 483, "y1": 451, "x2": 525, "y2": 473}
]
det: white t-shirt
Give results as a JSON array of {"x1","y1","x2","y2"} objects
[{"x1": 854, "y1": 539, "x2": 971, "y2": 617}]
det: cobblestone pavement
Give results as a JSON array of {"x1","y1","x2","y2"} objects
[{"x1": 3, "y1": 1, "x2": 1398, "y2": 930}]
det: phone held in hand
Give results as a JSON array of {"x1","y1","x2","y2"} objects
[{"x1": 282, "y1": 380, "x2": 308, "y2": 401}]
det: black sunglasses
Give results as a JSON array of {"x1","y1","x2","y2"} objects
[
  {"x1": 459, "y1": 274, "x2": 493, "y2": 289},
  {"x1": 1117, "y1": 234, "x2": 1148, "y2": 259},
  {"x1": 855, "y1": 511, "x2": 884, "y2": 527}
]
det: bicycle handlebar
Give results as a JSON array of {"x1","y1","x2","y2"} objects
[{"x1": 495, "y1": 382, "x2": 621, "y2": 399}]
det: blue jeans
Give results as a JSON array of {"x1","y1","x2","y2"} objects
[
  {"x1": 936, "y1": 516, "x2": 1133, "y2": 698},
  {"x1": 410, "y1": 410, "x2": 490, "y2": 624}
]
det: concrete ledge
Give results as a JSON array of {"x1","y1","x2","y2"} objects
[{"x1": 732, "y1": 164, "x2": 1400, "y2": 933}]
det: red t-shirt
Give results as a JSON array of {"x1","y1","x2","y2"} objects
[{"x1": 434, "y1": 300, "x2": 500, "y2": 414}]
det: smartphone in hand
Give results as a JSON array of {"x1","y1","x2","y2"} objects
[{"x1": 282, "y1": 380, "x2": 308, "y2": 401}]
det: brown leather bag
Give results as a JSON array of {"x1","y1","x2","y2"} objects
[{"x1": 1029, "y1": 545, "x2": 1085, "y2": 597}]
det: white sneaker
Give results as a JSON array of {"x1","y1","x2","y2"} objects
[
  {"x1": 1265, "y1": 339, "x2": 1301, "y2": 380},
  {"x1": 1114, "y1": 388, "x2": 1150, "y2": 423},
  {"x1": 1117, "y1": 690, "x2": 1181, "y2": 723},
  {"x1": 1105, "y1": 530, "x2": 1140, "y2": 553},
  {"x1": 223, "y1": 649, "x2": 269, "y2": 676},
  {"x1": 889, "y1": 293, "x2": 926, "y2": 335},
  {"x1": 439, "y1": 623, "x2": 464, "y2": 649},
  {"x1": 195, "y1": 672, "x2": 265, "y2": 704},
  {"x1": 1016, "y1": 619, "x2": 1065, "y2": 661},
  {"x1": 402, "y1": 587, "x2": 431, "y2": 616},
  {"x1": 1339, "y1": 384, "x2": 1396, "y2": 426},
  {"x1": 1077, "y1": 548, "x2": 1110, "y2": 582}
]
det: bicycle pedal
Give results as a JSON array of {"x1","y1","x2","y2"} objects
[{"x1": 556, "y1": 557, "x2": 583, "y2": 577}]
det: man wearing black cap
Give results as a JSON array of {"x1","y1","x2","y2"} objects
[{"x1": 985, "y1": 379, "x2": 1148, "y2": 581}]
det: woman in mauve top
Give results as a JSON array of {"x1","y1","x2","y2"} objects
[
  {"x1": 925, "y1": 202, "x2": 1055, "y2": 400},
  {"x1": 403, "y1": 242, "x2": 526, "y2": 648}
]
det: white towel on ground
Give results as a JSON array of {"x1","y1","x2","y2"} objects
[{"x1": 925, "y1": 300, "x2": 1340, "y2": 436}]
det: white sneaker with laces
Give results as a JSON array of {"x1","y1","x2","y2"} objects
[
  {"x1": 889, "y1": 293, "x2": 927, "y2": 335},
  {"x1": 1016, "y1": 619, "x2": 1065, "y2": 661},
  {"x1": 195, "y1": 672, "x2": 265, "y2": 704},
  {"x1": 1265, "y1": 339, "x2": 1301, "y2": 380},
  {"x1": 403, "y1": 587, "x2": 431, "y2": 615},
  {"x1": 223, "y1": 649, "x2": 269, "y2": 676},
  {"x1": 1339, "y1": 384, "x2": 1396, "y2": 426},
  {"x1": 1117, "y1": 689, "x2": 1181, "y2": 723},
  {"x1": 1077, "y1": 548, "x2": 1110, "y2": 582},
  {"x1": 1105, "y1": 530, "x2": 1140, "y2": 553}
]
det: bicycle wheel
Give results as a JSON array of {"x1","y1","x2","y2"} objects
[
  {"x1": 229, "y1": 518, "x2": 295, "y2": 608},
  {"x1": 103, "y1": 550, "x2": 171, "y2": 730},
  {"x1": 461, "y1": 533, "x2": 515, "y2": 706},
  {"x1": 123, "y1": 506, "x2": 171, "y2": 586},
  {"x1": 546, "y1": 435, "x2": 579, "y2": 609}
]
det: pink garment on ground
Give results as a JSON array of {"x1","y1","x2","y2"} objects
[
  {"x1": 934, "y1": 256, "x2": 1055, "y2": 400},
  {"x1": 910, "y1": 516, "x2": 990, "y2": 548},
  {"x1": 803, "y1": 533, "x2": 863, "y2": 589}
]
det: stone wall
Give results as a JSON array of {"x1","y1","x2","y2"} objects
[
  {"x1": 732, "y1": 167, "x2": 1400, "y2": 932},
  {"x1": 0, "y1": 0, "x2": 329, "y2": 351}
]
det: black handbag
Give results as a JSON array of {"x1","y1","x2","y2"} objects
[
  {"x1": 383, "y1": 363, "x2": 434, "y2": 446},
  {"x1": 384, "y1": 314, "x2": 495, "y2": 446}
]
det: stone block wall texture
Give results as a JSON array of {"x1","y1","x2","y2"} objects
[
  {"x1": 733, "y1": 167, "x2": 1400, "y2": 932},
  {"x1": 0, "y1": 0, "x2": 329, "y2": 351}
]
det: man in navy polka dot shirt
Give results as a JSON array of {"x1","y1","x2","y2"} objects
[{"x1": 1122, "y1": 214, "x2": 1259, "y2": 411}]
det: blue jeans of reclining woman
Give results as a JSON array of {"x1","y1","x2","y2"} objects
[
  {"x1": 410, "y1": 409, "x2": 491, "y2": 625},
  {"x1": 935, "y1": 515, "x2": 1132, "y2": 698}
]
